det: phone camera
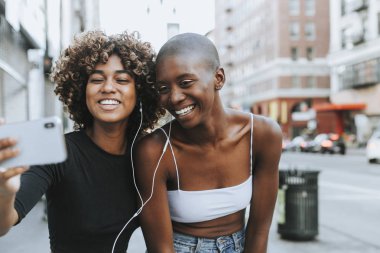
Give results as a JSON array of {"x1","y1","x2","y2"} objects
[{"x1": 44, "y1": 122, "x2": 55, "y2": 129}]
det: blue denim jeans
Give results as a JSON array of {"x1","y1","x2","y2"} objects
[{"x1": 173, "y1": 228, "x2": 245, "y2": 253}]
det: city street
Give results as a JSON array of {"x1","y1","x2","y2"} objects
[
  {"x1": 275, "y1": 148, "x2": 380, "y2": 253},
  {"x1": 0, "y1": 149, "x2": 379, "y2": 253}
]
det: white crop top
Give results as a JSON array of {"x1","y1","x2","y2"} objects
[{"x1": 165, "y1": 113, "x2": 254, "y2": 223}]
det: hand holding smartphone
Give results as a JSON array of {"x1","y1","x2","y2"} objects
[{"x1": 0, "y1": 116, "x2": 67, "y2": 169}]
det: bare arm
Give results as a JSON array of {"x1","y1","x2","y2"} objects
[
  {"x1": 244, "y1": 117, "x2": 282, "y2": 253},
  {"x1": 0, "y1": 137, "x2": 26, "y2": 236},
  {"x1": 134, "y1": 133, "x2": 175, "y2": 253}
]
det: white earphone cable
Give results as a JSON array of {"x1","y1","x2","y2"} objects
[{"x1": 112, "y1": 106, "x2": 174, "y2": 253}]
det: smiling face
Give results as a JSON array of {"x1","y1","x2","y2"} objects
[
  {"x1": 156, "y1": 53, "x2": 223, "y2": 128},
  {"x1": 86, "y1": 54, "x2": 137, "y2": 127}
]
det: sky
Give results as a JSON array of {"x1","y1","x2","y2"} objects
[{"x1": 99, "y1": 0, "x2": 215, "y2": 50}]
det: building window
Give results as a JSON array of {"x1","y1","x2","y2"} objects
[
  {"x1": 341, "y1": 28, "x2": 347, "y2": 49},
  {"x1": 306, "y1": 47, "x2": 314, "y2": 60},
  {"x1": 341, "y1": 0, "x2": 346, "y2": 16},
  {"x1": 291, "y1": 47, "x2": 298, "y2": 61},
  {"x1": 342, "y1": 25, "x2": 365, "y2": 49},
  {"x1": 292, "y1": 75, "x2": 300, "y2": 87},
  {"x1": 290, "y1": 22, "x2": 300, "y2": 40},
  {"x1": 289, "y1": 0, "x2": 300, "y2": 16},
  {"x1": 305, "y1": 22, "x2": 316, "y2": 40},
  {"x1": 281, "y1": 101, "x2": 288, "y2": 124},
  {"x1": 306, "y1": 76, "x2": 316, "y2": 87},
  {"x1": 269, "y1": 101, "x2": 279, "y2": 121},
  {"x1": 305, "y1": 0, "x2": 315, "y2": 16},
  {"x1": 340, "y1": 58, "x2": 380, "y2": 89}
]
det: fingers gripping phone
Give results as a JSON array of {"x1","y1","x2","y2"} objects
[{"x1": 0, "y1": 116, "x2": 67, "y2": 168}]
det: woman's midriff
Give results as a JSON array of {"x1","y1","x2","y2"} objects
[{"x1": 172, "y1": 209, "x2": 246, "y2": 238}]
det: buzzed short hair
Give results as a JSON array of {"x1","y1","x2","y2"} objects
[{"x1": 156, "y1": 33, "x2": 220, "y2": 70}]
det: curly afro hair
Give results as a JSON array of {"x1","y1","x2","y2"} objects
[{"x1": 51, "y1": 30, "x2": 165, "y2": 135}]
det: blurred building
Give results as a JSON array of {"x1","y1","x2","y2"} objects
[
  {"x1": 214, "y1": 0, "x2": 331, "y2": 138},
  {"x1": 99, "y1": 0, "x2": 214, "y2": 51},
  {"x1": 138, "y1": 0, "x2": 215, "y2": 126},
  {"x1": 0, "y1": 0, "x2": 99, "y2": 130},
  {"x1": 328, "y1": 0, "x2": 380, "y2": 144},
  {"x1": 49, "y1": 0, "x2": 100, "y2": 131},
  {"x1": 0, "y1": 0, "x2": 46, "y2": 122},
  {"x1": 143, "y1": 0, "x2": 181, "y2": 48},
  {"x1": 60, "y1": 0, "x2": 100, "y2": 49}
]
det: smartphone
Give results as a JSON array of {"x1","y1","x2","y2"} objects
[{"x1": 0, "y1": 116, "x2": 67, "y2": 168}]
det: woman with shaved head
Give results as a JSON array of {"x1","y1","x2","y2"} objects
[{"x1": 135, "y1": 33, "x2": 282, "y2": 253}]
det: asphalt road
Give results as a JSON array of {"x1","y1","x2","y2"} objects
[
  {"x1": 277, "y1": 149, "x2": 380, "y2": 252},
  {"x1": 0, "y1": 148, "x2": 379, "y2": 253}
]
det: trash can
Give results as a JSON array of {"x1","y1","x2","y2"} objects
[{"x1": 277, "y1": 169, "x2": 319, "y2": 241}]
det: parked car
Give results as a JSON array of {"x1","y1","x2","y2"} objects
[
  {"x1": 304, "y1": 134, "x2": 325, "y2": 153},
  {"x1": 366, "y1": 130, "x2": 380, "y2": 163},
  {"x1": 299, "y1": 136, "x2": 315, "y2": 152},
  {"x1": 309, "y1": 133, "x2": 346, "y2": 155},
  {"x1": 285, "y1": 136, "x2": 307, "y2": 152}
]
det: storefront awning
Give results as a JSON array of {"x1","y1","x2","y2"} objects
[{"x1": 313, "y1": 103, "x2": 366, "y2": 112}]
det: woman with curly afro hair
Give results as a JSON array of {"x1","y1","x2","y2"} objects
[{"x1": 0, "y1": 30, "x2": 165, "y2": 253}]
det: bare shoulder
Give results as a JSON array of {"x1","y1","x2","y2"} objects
[
  {"x1": 225, "y1": 108, "x2": 252, "y2": 129},
  {"x1": 133, "y1": 125, "x2": 173, "y2": 185},
  {"x1": 252, "y1": 114, "x2": 283, "y2": 154},
  {"x1": 135, "y1": 126, "x2": 169, "y2": 159},
  {"x1": 225, "y1": 109, "x2": 282, "y2": 139},
  {"x1": 253, "y1": 114, "x2": 282, "y2": 138}
]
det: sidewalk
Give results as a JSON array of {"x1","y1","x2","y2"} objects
[{"x1": 268, "y1": 218, "x2": 379, "y2": 253}]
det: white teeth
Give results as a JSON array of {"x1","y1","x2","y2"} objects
[
  {"x1": 175, "y1": 105, "x2": 195, "y2": 116},
  {"x1": 99, "y1": 99, "x2": 120, "y2": 105}
]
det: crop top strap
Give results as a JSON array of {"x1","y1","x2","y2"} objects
[
  {"x1": 250, "y1": 113, "x2": 254, "y2": 175},
  {"x1": 157, "y1": 124, "x2": 180, "y2": 190}
]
